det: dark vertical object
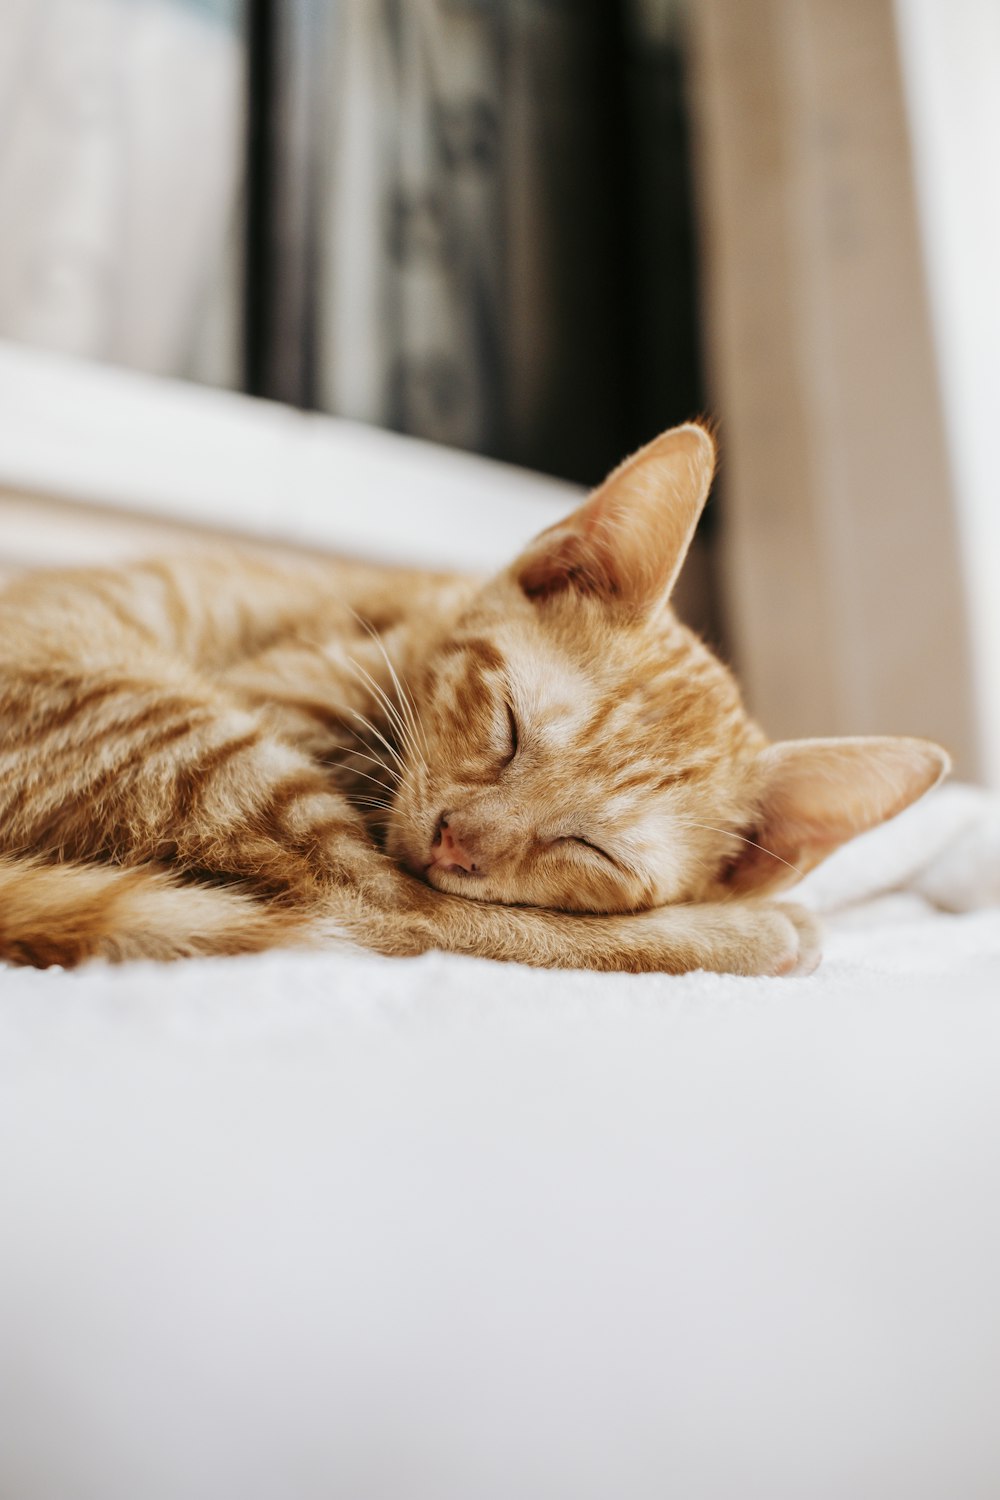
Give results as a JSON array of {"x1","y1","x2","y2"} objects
[
  {"x1": 495, "y1": 0, "x2": 633, "y2": 485},
  {"x1": 604, "y1": 0, "x2": 642, "y2": 454},
  {"x1": 244, "y1": 0, "x2": 275, "y2": 398},
  {"x1": 244, "y1": 0, "x2": 324, "y2": 406},
  {"x1": 623, "y1": 3, "x2": 706, "y2": 451},
  {"x1": 493, "y1": 0, "x2": 703, "y2": 485},
  {"x1": 617, "y1": 2, "x2": 715, "y2": 641}
]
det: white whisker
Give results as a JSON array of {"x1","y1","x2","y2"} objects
[
  {"x1": 337, "y1": 729, "x2": 403, "y2": 783},
  {"x1": 344, "y1": 607, "x2": 432, "y2": 762},
  {"x1": 334, "y1": 761, "x2": 399, "y2": 798},
  {"x1": 346, "y1": 655, "x2": 426, "y2": 776},
  {"x1": 676, "y1": 819, "x2": 803, "y2": 878},
  {"x1": 345, "y1": 707, "x2": 406, "y2": 775}
]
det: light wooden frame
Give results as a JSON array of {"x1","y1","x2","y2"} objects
[{"x1": 691, "y1": 0, "x2": 980, "y2": 779}]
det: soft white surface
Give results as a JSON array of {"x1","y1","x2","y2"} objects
[
  {"x1": 0, "y1": 341, "x2": 577, "y2": 571},
  {"x1": 1, "y1": 786, "x2": 999, "y2": 1500}
]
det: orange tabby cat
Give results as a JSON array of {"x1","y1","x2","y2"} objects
[{"x1": 0, "y1": 423, "x2": 947, "y2": 972}]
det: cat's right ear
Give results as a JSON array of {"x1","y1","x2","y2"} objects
[
  {"x1": 722, "y1": 735, "x2": 951, "y2": 895},
  {"x1": 514, "y1": 422, "x2": 716, "y2": 613}
]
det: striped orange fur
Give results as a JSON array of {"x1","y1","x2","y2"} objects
[{"x1": 0, "y1": 424, "x2": 948, "y2": 973}]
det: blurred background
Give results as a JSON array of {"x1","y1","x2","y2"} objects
[
  {"x1": 0, "y1": 0, "x2": 703, "y2": 476},
  {"x1": 0, "y1": 0, "x2": 997, "y2": 783}
]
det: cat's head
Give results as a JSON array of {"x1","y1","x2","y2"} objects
[{"x1": 385, "y1": 422, "x2": 948, "y2": 913}]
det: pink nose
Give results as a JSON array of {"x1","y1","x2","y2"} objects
[{"x1": 430, "y1": 819, "x2": 479, "y2": 874}]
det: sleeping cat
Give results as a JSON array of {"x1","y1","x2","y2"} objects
[{"x1": 0, "y1": 422, "x2": 947, "y2": 972}]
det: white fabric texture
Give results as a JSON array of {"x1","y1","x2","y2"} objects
[{"x1": 1, "y1": 784, "x2": 999, "y2": 1500}]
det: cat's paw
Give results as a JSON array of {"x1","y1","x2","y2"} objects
[
  {"x1": 639, "y1": 899, "x2": 823, "y2": 977},
  {"x1": 776, "y1": 902, "x2": 822, "y2": 976},
  {"x1": 720, "y1": 901, "x2": 823, "y2": 977}
]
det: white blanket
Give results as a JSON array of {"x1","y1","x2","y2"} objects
[{"x1": 1, "y1": 786, "x2": 999, "y2": 1500}]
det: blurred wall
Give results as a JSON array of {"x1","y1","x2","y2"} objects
[
  {"x1": 0, "y1": 0, "x2": 245, "y2": 386},
  {"x1": 895, "y1": 0, "x2": 1000, "y2": 784}
]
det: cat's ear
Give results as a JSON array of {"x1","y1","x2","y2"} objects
[
  {"x1": 722, "y1": 736, "x2": 951, "y2": 895},
  {"x1": 515, "y1": 422, "x2": 715, "y2": 610}
]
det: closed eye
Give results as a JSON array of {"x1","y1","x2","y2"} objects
[
  {"x1": 504, "y1": 702, "x2": 519, "y2": 763},
  {"x1": 569, "y1": 835, "x2": 617, "y2": 867}
]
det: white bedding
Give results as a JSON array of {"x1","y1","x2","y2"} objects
[{"x1": 1, "y1": 785, "x2": 999, "y2": 1500}]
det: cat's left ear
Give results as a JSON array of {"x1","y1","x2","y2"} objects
[
  {"x1": 515, "y1": 422, "x2": 715, "y2": 611},
  {"x1": 722, "y1": 736, "x2": 951, "y2": 895}
]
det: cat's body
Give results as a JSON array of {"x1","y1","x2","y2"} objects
[{"x1": 0, "y1": 425, "x2": 947, "y2": 972}]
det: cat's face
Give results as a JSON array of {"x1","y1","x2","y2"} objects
[
  {"x1": 385, "y1": 424, "x2": 948, "y2": 914},
  {"x1": 387, "y1": 597, "x2": 761, "y2": 912}
]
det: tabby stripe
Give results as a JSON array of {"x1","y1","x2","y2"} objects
[
  {"x1": 7, "y1": 711, "x2": 201, "y2": 827},
  {"x1": 107, "y1": 699, "x2": 199, "y2": 743},
  {"x1": 611, "y1": 768, "x2": 662, "y2": 792},
  {"x1": 257, "y1": 771, "x2": 333, "y2": 821},
  {"x1": 255, "y1": 782, "x2": 366, "y2": 852},
  {"x1": 16, "y1": 715, "x2": 205, "y2": 855},
  {"x1": 576, "y1": 697, "x2": 619, "y2": 748},
  {"x1": 279, "y1": 697, "x2": 351, "y2": 732},
  {"x1": 456, "y1": 663, "x2": 493, "y2": 716},
  {"x1": 169, "y1": 730, "x2": 264, "y2": 820},
  {"x1": 653, "y1": 767, "x2": 699, "y2": 790},
  {"x1": 1, "y1": 678, "x2": 127, "y2": 745},
  {"x1": 440, "y1": 637, "x2": 505, "y2": 673},
  {"x1": 0, "y1": 700, "x2": 202, "y2": 806}
]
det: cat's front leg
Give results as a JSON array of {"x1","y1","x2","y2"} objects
[{"x1": 336, "y1": 871, "x2": 822, "y2": 977}]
